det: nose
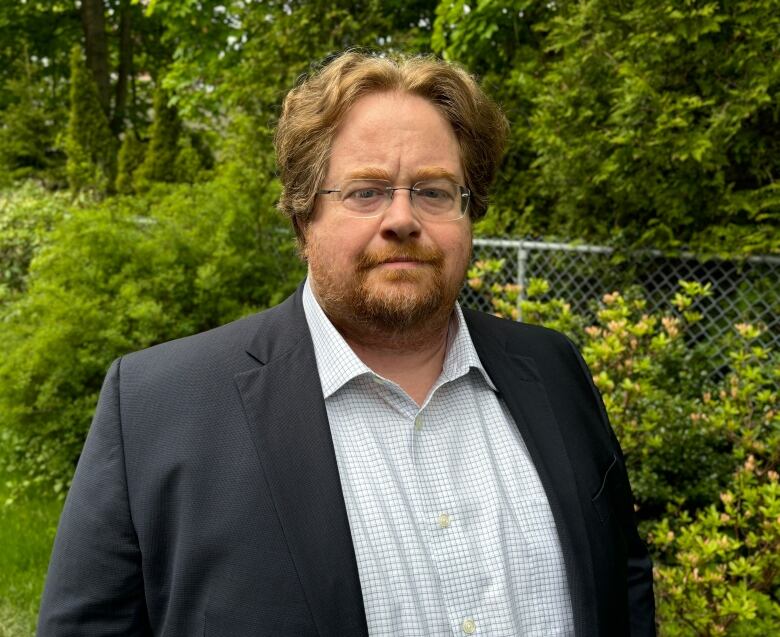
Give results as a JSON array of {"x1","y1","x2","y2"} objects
[{"x1": 378, "y1": 189, "x2": 422, "y2": 241}]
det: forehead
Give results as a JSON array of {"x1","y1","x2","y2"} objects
[{"x1": 325, "y1": 91, "x2": 463, "y2": 183}]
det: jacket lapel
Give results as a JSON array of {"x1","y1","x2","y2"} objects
[
  {"x1": 464, "y1": 310, "x2": 596, "y2": 636},
  {"x1": 234, "y1": 287, "x2": 368, "y2": 637}
]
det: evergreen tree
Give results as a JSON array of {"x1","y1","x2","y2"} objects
[
  {"x1": 134, "y1": 86, "x2": 181, "y2": 189},
  {"x1": 64, "y1": 46, "x2": 116, "y2": 194},
  {"x1": 173, "y1": 134, "x2": 202, "y2": 184},
  {"x1": 0, "y1": 74, "x2": 62, "y2": 187},
  {"x1": 115, "y1": 131, "x2": 145, "y2": 194}
]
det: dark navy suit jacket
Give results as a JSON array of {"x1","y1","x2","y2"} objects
[{"x1": 38, "y1": 284, "x2": 655, "y2": 636}]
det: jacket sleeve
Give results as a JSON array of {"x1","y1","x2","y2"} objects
[
  {"x1": 37, "y1": 358, "x2": 152, "y2": 636},
  {"x1": 567, "y1": 338, "x2": 657, "y2": 636}
]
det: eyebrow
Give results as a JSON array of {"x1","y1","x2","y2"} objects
[
  {"x1": 342, "y1": 166, "x2": 460, "y2": 182},
  {"x1": 414, "y1": 167, "x2": 459, "y2": 182},
  {"x1": 343, "y1": 167, "x2": 392, "y2": 181}
]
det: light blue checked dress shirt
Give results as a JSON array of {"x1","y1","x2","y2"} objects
[{"x1": 302, "y1": 279, "x2": 574, "y2": 636}]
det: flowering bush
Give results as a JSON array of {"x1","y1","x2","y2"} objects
[
  {"x1": 466, "y1": 259, "x2": 584, "y2": 337},
  {"x1": 651, "y1": 458, "x2": 780, "y2": 635},
  {"x1": 650, "y1": 322, "x2": 779, "y2": 635},
  {"x1": 467, "y1": 259, "x2": 780, "y2": 633}
]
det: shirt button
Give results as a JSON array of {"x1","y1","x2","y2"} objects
[
  {"x1": 438, "y1": 512, "x2": 451, "y2": 528},
  {"x1": 462, "y1": 618, "x2": 476, "y2": 634},
  {"x1": 414, "y1": 415, "x2": 423, "y2": 431}
]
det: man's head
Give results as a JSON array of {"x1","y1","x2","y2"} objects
[
  {"x1": 275, "y1": 51, "x2": 509, "y2": 245},
  {"x1": 274, "y1": 52, "x2": 508, "y2": 339}
]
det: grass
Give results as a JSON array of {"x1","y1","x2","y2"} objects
[{"x1": 0, "y1": 477, "x2": 63, "y2": 637}]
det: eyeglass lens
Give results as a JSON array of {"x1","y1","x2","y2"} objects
[{"x1": 335, "y1": 179, "x2": 468, "y2": 219}]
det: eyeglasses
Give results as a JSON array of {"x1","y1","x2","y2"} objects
[{"x1": 316, "y1": 178, "x2": 470, "y2": 221}]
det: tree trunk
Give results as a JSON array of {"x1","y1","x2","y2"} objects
[
  {"x1": 112, "y1": 0, "x2": 132, "y2": 134},
  {"x1": 80, "y1": 0, "x2": 111, "y2": 118}
]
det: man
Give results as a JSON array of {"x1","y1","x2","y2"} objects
[{"x1": 38, "y1": 52, "x2": 655, "y2": 636}]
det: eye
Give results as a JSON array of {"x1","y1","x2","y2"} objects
[
  {"x1": 417, "y1": 187, "x2": 450, "y2": 200},
  {"x1": 348, "y1": 188, "x2": 383, "y2": 200},
  {"x1": 413, "y1": 180, "x2": 457, "y2": 208},
  {"x1": 342, "y1": 180, "x2": 388, "y2": 202}
]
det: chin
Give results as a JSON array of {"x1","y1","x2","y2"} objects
[
  {"x1": 364, "y1": 270, "x2": 434, "y2": 300},
  {"x1": 356, "y1": 278, "x2": 447, "y2": 330},
  {"x1": 367, "y1": 265, "x2": 428, "y2": 282}
]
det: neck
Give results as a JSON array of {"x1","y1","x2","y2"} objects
[{"x1": 334, "y1": 313, "x2": 452, "y2": 407}]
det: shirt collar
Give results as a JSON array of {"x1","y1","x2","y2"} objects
[
  {"x1": 302, "y1": 278, "x2": 373, "y2": 399},
  {"x1": 302, "y1": 278, "x2": 497, "y2": 399},
  {"x1": 442, "y1": 304, "x2": 498, "y2": 391}
]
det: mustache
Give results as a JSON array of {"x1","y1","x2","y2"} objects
[{"x1": 356, "y1": 245, "x2": 445, "y2": 270}]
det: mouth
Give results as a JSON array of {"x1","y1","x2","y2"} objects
[
  {"x1": 358, "y1": 247, "x2": 444, "y2": 273},
  {"x1": 376, "y1": 257, "x2": 430, "y2": 269}
]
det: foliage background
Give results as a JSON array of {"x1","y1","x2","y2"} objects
[{"x1": 0, "y1": 0, "x2": 778, "y2": 634}]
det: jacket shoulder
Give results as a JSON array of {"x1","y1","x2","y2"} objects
[
  {"x1": 119, "y1": 290, "x2": 302, "y2": 388},
  {"x1": 462, "y1": 307, "x2": 573, "y2": 350},
  {"x1": 121, "y1": 311, "x2": 261, "y2": 377}
]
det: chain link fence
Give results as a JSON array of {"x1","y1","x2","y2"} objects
[{"x1": 461, "y1": 238, "x2": 780, "y2": 370}]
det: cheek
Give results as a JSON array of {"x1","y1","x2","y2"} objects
[
  {"x1": 309, "y1": 218, "x2": 373, "y2": 266},
  {"x1": 441, "y1": 227, "x2": 472, "y2": 271},
  {"x1": 337, "y1": 234, "x2": 372, "y2": 266}
]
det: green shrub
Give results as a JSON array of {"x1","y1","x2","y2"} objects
[
  {"x1": 650, "y1": 322, "x2": 779, "y2": 635},
  {"x1": 468, "y1": 259, "x2": 586, "y2": 337},
  {"x1": 0, "y1": 183, "x2": 70, "y2": 303},
  {"x1": 435, "y1": 0, "x2": 780, "y2": 252},
  {"x1": 0, "y1": 176, "x2": 303, "y2": 500},
  {"x1": 651, "y1": 459, "x2": 780, "y2": 636}
]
